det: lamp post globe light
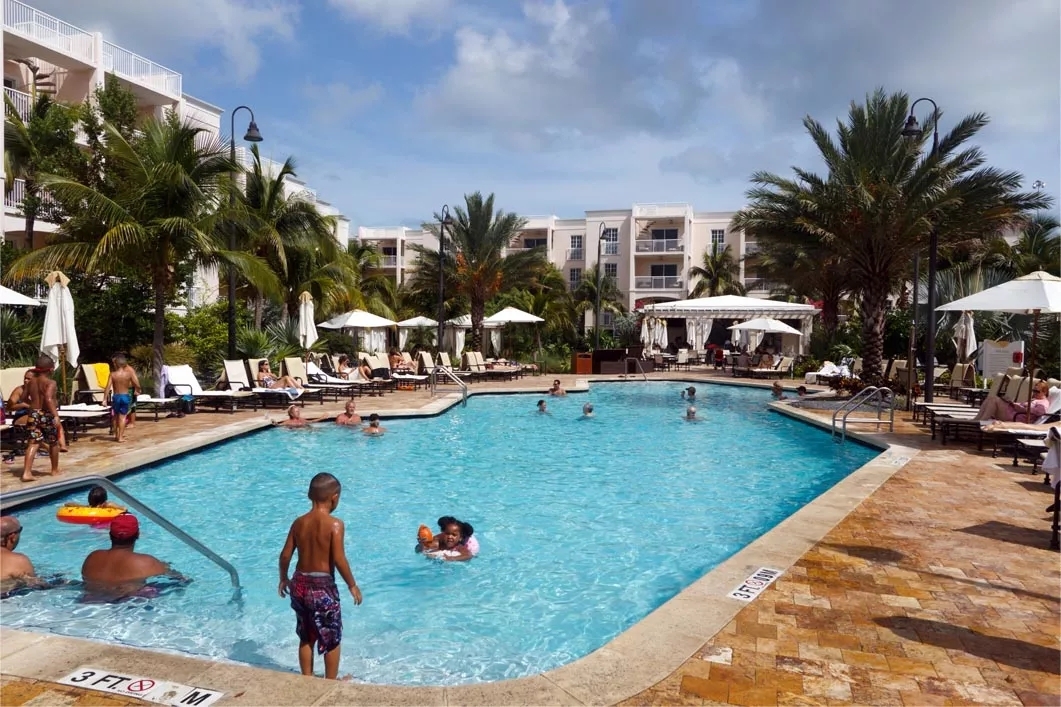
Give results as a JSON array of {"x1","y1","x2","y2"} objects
[
  {"x1": 227, "y1": 105, "x2": 263, "y2": 359},
  {"x1": 594, "y1": 221, "x2": 606, "y2": 351},
  {"x1": 436, "y1": 205, "x2": 453, "y2": 351},
  {"x1": 902, "y1": 97, "x2": 939, "y2": 402}
]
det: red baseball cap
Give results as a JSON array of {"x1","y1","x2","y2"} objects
[{"x1": 109, "y1": 513, "x2": 139, "y2": 541}]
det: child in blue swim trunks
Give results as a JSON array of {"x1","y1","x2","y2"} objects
[{"x1": 105, "y1": 355, "x2": 140, "y2": 444}]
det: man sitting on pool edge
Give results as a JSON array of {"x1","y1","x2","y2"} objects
[{"x1": 81, "y1": 513, "x2": 188, "y2": 598}]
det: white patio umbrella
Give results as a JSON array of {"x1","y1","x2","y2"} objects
[
  {"x1": 297, "y1": 291, "x2": 318, "y2": 354},
  {"x1": 640, "y1": 316, "x2": 652, "y2": 349},
  {"x1": 318, "y1": 309, "x2": 396, "y2": 354},
  {"x1": 937, "y1": 271, "x2": 1061, "y2": 409},
  {"x1": 951, "y1": 311, "x2": 977, "y2": 364},
  {"x1": 40, "y1": 271, "x2": 79, "y2": 401},
  {"x1": 727, "y1": 317, "x2": 803, "y2": 336},
  {"x1": 0, "y1": 284, "x2": 39, "y2": 306}
]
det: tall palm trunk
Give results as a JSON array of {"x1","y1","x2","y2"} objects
[
  {"x1": 23, "y1": 181, "x2": 37, "y2": 248},
  {"x1": 152, "y1": 280, "x2": 167, "y2": 396},
  {"x1": 858, "y1": 281, "x2": 890, "y2": 383},
  {"x1": 253, "y1": 295, "x2": 265, "y2": 329},
  {"x1": 820, "y1": 284, "x2": 843, "y2": 339},
  {"x1": 470, "y1": 297, "x2": 485, "y2": 352}
]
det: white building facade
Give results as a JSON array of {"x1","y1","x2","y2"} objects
[
  {"x1": 357, "y1": 203, "x2": 766, "y2": 325},
  {"x1": 1, "y1": 0, "x2": 348, "y2": 306}
]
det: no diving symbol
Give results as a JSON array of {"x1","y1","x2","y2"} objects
[{"x1": 127, "y1": 679, "x2": 155, "y2": 693}]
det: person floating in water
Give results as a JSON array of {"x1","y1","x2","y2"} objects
[
  {"x1": 582, "y1": 403, "x2": 594, "y2": 418},
  {"x1": 548, "y1": 379, "x2": 566, "y2": 397},
  {"x1": 335, "y1": 400, "x2": 361, "y2": 426},
  {"x1": 685, "y1": 405, "x2": 698, "y2": 421},
  {"x1": 771, "y1": 382, "x2": 787, "y2": 400},
  {"x1": 81, "y1": 513, "x2": 186, "y2": 599},
  {"x1": 278, "y1": 472, "x2": 362, "y2": 680},
  {"x1": 537, "y1": 399, "x2": 548, "y2": 414},
  {"x1": 275, "y1": 405, "x2": 328, "y2": 428},
  {"x1": 681, "y1": 386, "x2": 696, "y2": 401},
  {"x1": 64, "y1": 485, "x2": 125, "y2": 510},
  {"x1": 416, "y1": 516, "x2": 478, "y2": 561}
]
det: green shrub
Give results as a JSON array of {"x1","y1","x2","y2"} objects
[
  {"x1": 793, "y1": 357, "x2": 820, "y2": 378},
  {"x1": 130, "y1": 343, "x2": 196, "y2": 372}
]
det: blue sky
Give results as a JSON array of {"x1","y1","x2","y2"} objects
[{"x1": 39, "y1": 0, "x2": 1061, "y2": 230}]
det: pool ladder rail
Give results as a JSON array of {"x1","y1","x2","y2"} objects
[
  {"x1": 831, "y1": 386, "x2": 895, "y2": 443},
  {"x1": 429, "y1": 366, "x2": 468, "y2": 406},
  {"x1": 0, "y1": 475, "x2": 242, "y2": 601}
]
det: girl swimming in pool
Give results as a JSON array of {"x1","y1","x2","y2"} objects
[{"x1": 416, "y1": 516, "x2": 478, "y2": 561}]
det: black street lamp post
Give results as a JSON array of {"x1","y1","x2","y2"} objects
[
  {"x1": 436, "y1": 205, "x2": 453, "y2": 351},
  {"x1": 227, "y1": 105, "x2": 263, "y2": 359},
  {"x1": 594, "y1": 221, "x2": 606, "y2": 351},
  {"x1": 902, "y1": 98, "x2": 940, "y2": 402}
]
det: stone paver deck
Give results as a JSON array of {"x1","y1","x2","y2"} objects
[{"x1": 622, "y1": 444, "x2": 1060, "y2": 706}]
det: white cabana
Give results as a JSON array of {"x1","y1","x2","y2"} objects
[
  {"x1": 0, "y1": 285, "x2": 39, "y2": 306},
  {"x1": 397, "y1": 316, "x2": 438, "y2": 350},
  {"x1": 318, "y1": 309, "x2": 395, "y2": 354},
  {"x1": 485, "y1": 306, "x2": 544, "y2": 358},
  {"x1": 643, "y1": 295, "x2": 819, "y2": 354},
  {"x1": 937, "y1": 271, "x2": 1061, "y2": 409},
  {"x1": 443, "y1": 314, "x2": 502, "y2": 355},
  {"x1": 297, "y1": 292, "x2": 317, "y2": 352}
]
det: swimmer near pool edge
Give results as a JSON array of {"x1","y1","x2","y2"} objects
[{"x1": 415, "y1": 517, "x2": 479, "y2": 562}]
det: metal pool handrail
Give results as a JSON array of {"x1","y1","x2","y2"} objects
[{"x1": 1, "y1": 475, "x2": 241, "y2": 595}]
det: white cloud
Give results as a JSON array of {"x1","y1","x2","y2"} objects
[
  {"x1": 28, "y1": 0, "x2": 298, "y2": 81},
  {"x1": 327, "y1": 0, "x2": 451, "y2": 33},
  {"x1": 304, "y1": 82, "x2": 384, "y2": 125}
]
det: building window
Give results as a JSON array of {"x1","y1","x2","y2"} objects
[
  {"x1": 651, "y1": 264, "x2": 678, "y2": 277},
  {"x1": 602, "y1": 227, "x2": 619, "y2": 255},
  {"x1": 570, "y1": 234, "x2": 583, "y2": 249},
  {"x1": 604, "y1": 263, "x2": 618, "y2": 279},
  {"x1": 524, "y1": 238, "x2": 547, "y2": 249},
  {"x1": 601, "y1": 311, "x2": 615, "y2": 328},
  {"x1": 711, "y1": 229, "x2": 725, "y2": 254},
  {"x1": 3, "y1": 77, "x2": 15, "y2": 89},
  {"x1": 651, "y1": 228, "x2": 679, "y2": 240},
  {"x1": 569, "y1": 268, "x2": 582, "y2": 288}
]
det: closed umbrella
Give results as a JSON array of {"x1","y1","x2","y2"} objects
[
  {"x1": 0, "y1": 285, "x2": 39, "y2": 306},
  {"x1": 951, "y1": 311, "x2": 977, "y2": 364},
  {"x1": 641, "y1": 316, "x2": 652, "y2": 349},
  {"x1": 297, "y1": 292, "x2": 318, "y2": 356},
  {"x1": 40, "y1": 270, "x2": 79, "y2": 402}
]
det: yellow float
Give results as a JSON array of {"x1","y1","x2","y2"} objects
[{"x1": 56, "y1": 506, "x2": 125, "y2": 526}]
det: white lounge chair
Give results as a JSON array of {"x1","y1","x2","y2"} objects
[
  {"x1": 227, "y1": 360, "x2": 322, "y2": 407},
  {"x1": 284, "y1": 357, "x2": 361, "y2": 400},
  {"x1": 163, "y1": 364, "x2": 257, "y2": 413}
]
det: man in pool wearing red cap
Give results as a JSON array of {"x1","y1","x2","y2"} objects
[{"x1": 81, "y1": 513, "x2": 181, "y2": 595}]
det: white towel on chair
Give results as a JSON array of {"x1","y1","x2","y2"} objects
[{"x1": 1045, "y1": 426, "x2": 1061, "y2": 489}]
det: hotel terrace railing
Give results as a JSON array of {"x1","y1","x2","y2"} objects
[
  {"x1": 101, "y1": 40, "x2": 181, "y2": 97},
  {"x1": 635, "y1": 276, "x2": 684, "y2": 290},
  {"x1": 3, "y1": 86, "x2": 30, "y2": 121},
  {"x1": 635, "y1": 239, "x2": 683, "y2": 253},
  {"x1": 381, "y1": 255, "x2": 398, "y2": 267},
  {"x1": 602, "y1": 241, "x2": 619, "y2": 255},
  {"x1": 566, "y1": 248, "x2": 584, "y2": 261},
  {"x1": 744, "y1": 278, "x2": 785, "y2": 292},
  {"x1": 4, "y1": 0, "x2": 95, "y2": 63},
  {"x1": 4, "y1": 178, "x2": 26, "y2": 211}
]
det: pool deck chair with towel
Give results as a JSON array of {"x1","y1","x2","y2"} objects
[
  {"x1": 283, "y1": 357, "x2": 362, "y2": 400},
  {"x1": 228, "y1": 359, "x2": 323, "y2": 407},
  {"x1": 163, "y1": 364, "x2": 257, "y2": 413}
]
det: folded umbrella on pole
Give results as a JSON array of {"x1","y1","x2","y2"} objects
[
  {"x1": 297, "y1": 291, "x2": 318, "y2": 357},
  {"x1": 40, "y1": 271, "x2": 79, "y2": 403}
]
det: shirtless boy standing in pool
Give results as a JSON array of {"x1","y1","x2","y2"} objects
[
  {"x1": 278, "y1": 473, "x2": 362, "y2": 680},
  {"x1": 106, "y1": 355, "x2": 140, "y2": 443}
]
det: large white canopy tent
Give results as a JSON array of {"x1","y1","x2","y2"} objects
[
  {"x1": 443, "y1": 315, "x2": 501, "y2": 356},
  {"x1": 318, "y1": 309, "x2": 396, "y2": 353},
  {"x1": 641, "y1": 295, "x2": 819, "y2": 354},
  {"x1": 396, "y1": 316, "x2": 438, "y2": 350},
  {"x1": 484, "y1": 306, "x2": 545, "y2": 358}
]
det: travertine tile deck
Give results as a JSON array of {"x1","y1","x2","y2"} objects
[{"x1": 621, "y1": 444, "x2": 1061, "y2": 706}]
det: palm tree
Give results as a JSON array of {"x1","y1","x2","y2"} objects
[
  {"x1": 749, "y1": 236, "x2": 850, "y2": 337},
  {"x1": 4, "y1": 79, "x2": 82, "y2": 247},
  {"x1": 6, "y1": 115, "x2": 276, "y2": 394},
  {"x1": 572, "y1": 264, "x2": 625, "y2": 336},
  {"x1": 980, "y1": 212, "x2": 1060, "y2": 278},
  {"x1": 346, "y1": 239, "x2": 400, "y2": 318},
  {"x1": 408, "y1": 192, "x2": 548, "y2": 350},
  {"x1": 689, "y1": 245, "x2": 745, "y2": 297},
  {"x1": 238, "y1": 145, "x2": 341, "y2": 328},
  {"x1": 733, "y1": 89, "x2": 1050, "y2": 378}
]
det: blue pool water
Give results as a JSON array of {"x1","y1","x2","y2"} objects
[{"x1": 2, "y1": 383, "x2": 876, "y2": 685}]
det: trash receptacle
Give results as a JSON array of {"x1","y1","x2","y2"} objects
[{"x1": 574, "y1": 353, "x2": 593, "y2": 375}]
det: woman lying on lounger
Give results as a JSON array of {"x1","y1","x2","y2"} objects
[
  {"x1": 257, "y1": 360, "x2": 303, "y2": 391},
  {"x1": 974, "y1": 380, "x2": 1050, "y2": 422}
]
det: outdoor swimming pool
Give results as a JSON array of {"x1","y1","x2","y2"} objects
[{"x1": 2, "y1": 382, "x2": 877, "y2": 685}]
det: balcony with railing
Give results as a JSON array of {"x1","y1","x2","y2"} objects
[
  {"x1": 602, "y1": 241, "x2": 619, "y2": 256},
  {"x1": 102, "y1": 40, "x2": 181, "y2": 98},
  {"x1": 635, "y1": 239, "x2": 683, "y2": 254},
  {"x1": 744, "y1": 278, "x2": 784, "y2": 292},
  {"x1": 3, "y1": 0, "x2": 96, "y2": 64},
  {"x1": 634, "y1": 276, "x2": 684, "y2": 290},
  {"x1": 380, "y1": 255, "x2": 398, "y2": 268},
  {"x1": 4, "y1": 86, "x2": 31, "y2": 122},
  {"x1": 566, "y1": 248, "x2": 584, "y2": 261}
]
